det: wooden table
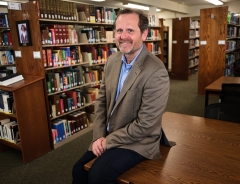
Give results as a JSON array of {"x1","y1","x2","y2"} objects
[
  {"x1": 205, "y1": 76, "x2": 240, "y2": 107},
  {"x1": 85, "y1": 112, "x2": 240, "y2": 184}
]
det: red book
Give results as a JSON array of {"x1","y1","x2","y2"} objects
[
  {"x1": 42, "y1": 49, "x2": 47, "y2": 67},
  {"x1": 60, "y1": 99, "x2": 64, "y2": 114},
  {"x1": 58, "y1": 25, "x2": 63, "y2": 44},
  {"x1": 46, "y1": 49, "x2": 53, "y2": 67},
  {"x1": 7, "y1": 32, "x2": 12, "y2": 46}
]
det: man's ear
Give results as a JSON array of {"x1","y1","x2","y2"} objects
[{"x1": 142, "y1": 29, "x2": 148, "y2": 41}]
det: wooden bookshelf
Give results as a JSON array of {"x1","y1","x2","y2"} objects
[
  {"x1": 0, "y1": 75, "x2": 51, "y2": 163},
  {"x1": 171, "y1": 17, "x2": 190, "y2": 80},
  {"x1": 198, "y1": 6, "x2": 228, "y2": 95},
  {"x1": 163, "y1": 26, "x2": 169, "y2": 70},
  {"x1": 171, "y1": 17, "x2": 200, "y2": 80},
  {"x1": 4, "y1": 3, "x2": 52, "y2": 163}
]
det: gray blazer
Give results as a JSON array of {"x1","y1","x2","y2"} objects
[{"x1": 89, "y1": 45, "x2": 173, "y2": 159}]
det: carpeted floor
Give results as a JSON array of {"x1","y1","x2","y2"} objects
[{"x1": 0, "y1": 74, "x2": 219, "y2": 184}]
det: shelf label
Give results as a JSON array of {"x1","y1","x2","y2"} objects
[
  {"x1": 33, "y1": 51, "x2": 41, "y2": 59},
  {"x1": 172, "y1": 40, "x2": 177, "y2": 44},
  {"x1": 200, "y1": 41, "x2": 207, "y2": 45},
  {"x1": 218, "y1": 40, "x2": 225, "y2": 45},
  {"x1": 15, "y1": 51, "x2": 22, "y2": 58},
  {"x1": 8, "y1": 2, "x2": 22, "y2": 10},
  {"x1": 184, "y1": 40, "x2": 189, "y2": 43}
]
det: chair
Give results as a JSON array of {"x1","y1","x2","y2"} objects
[
  {"x1": 220, "y1": 83, "x2": 240, "y2": 103},
  {"x1": 205, "y1": 103, "x2": 240, "y2": 123}
]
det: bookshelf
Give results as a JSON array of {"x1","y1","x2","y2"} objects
[
  {"x1": 0, "y1": 75, "x2": 52, "y2": 164},
  {"x1": 145, "y1": 18, "x2": 164, "y2": 62},
  {"x1": 6, "y1": 1, "x2": 166, "y2": 154},
  {"x1": 198, "y1": 6, "x2": 228, "y2": 95},
  {"x1": 171, "y1": 17, "x2": 200, "y2": 80},
  {"x1": 226, "y1": 12, "x2": 240, "y2": 76},
  {"x1": 163, "y1": 26, "x2": 169, "y2": 70}
]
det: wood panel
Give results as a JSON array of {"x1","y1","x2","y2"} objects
[
  {"x1": 8, "y1": 2, "x2": 44, "y2": 77},
  {"x1": 171, "y1": 17, "x2": 190, "y2": 80},
  {"x1": 198, "y1": 6, "x2": 228, "y2": 95},
  {"x1": 14, "y1": 80, "x2": 51, "y2": 163}
]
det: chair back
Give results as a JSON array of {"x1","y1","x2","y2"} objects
[
  {"x1": 220, "y1": 83, "x2": 240, "y2": 103},
  {"x1": 205, "y1": 103, "x2": 240, "y2": 123}
]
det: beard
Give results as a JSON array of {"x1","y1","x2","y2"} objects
[{"x1": 117, "y1": 39, "x2": 142, "y2": 55}]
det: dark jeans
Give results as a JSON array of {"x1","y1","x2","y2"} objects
[{"x1": 72, "y1": 148, "x2": 146, "y2": 184}]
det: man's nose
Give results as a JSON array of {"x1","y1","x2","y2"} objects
[{"x1": 120, "y1": 31, "x2": 129, "y2": 39}]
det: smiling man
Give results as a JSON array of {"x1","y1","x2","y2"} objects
[{"x1": 72, "y1": 8, "x2": 170, "y2": 184}]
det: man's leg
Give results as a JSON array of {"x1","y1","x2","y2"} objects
[
  {"x1": 88, "y1": 148, "x2": 146, "y2": 184},
  {"x1": 72, "y1": 151, "x2": 96, "y2": 184}
]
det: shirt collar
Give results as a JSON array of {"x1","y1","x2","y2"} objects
[{"x1": 121, "y1": 44, "x2": 144, "y2": 67}]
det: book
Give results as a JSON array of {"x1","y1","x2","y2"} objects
[{"x1": 0, "y1": 73, "x2": 24, "y2": 86}]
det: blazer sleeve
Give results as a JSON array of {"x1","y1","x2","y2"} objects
[{"x1": 91, "y1": 62, "x2": 108, "y2": 142}]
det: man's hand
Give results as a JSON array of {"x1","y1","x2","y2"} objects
[{"x1": 92, "y1": 137, "x2": 106, "y2": 157}]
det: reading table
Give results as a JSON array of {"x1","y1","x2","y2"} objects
[{"x1": 85, "y1": 112, "x2": 240, "y2": 184}]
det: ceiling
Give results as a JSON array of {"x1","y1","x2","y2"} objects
[
  {"x1": 168, "y1": 0, "x2": 238, "y2": 6},
  {"x1": 2, "y1": 0, "x2": 240, "y2": 14}
]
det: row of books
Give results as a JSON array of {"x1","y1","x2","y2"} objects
[
  {"x1": 46, "y1": 66, "x2": 104, "y2": 94},
  {"x1": 51, "y1": 111, "x2": 88, "y2": 144},
  {"x1": 147, "y1": 28, "x2": 161, "y2": 40},
  {"x1": 0, "y1": 13, "x2": 9, "y2": 27},
  {"x1": 226, "y1": 52, "x2": 239, "y2": 66},
  {"x1": 0, "y1": 31, "x2": 12, "y2": 46},
  {"x1": 0, "y1": 118, "x2": 19, "y2": 144},
  {"x1": 77, "y1": 27, "x2": 114, "y2": 44},
  {"x1": 227, "y1": 26, "x2": 239, "y2": 38},
  {"x1": 189, "y1": 49, "x2": 199, "y2": 59},
  {"x1": 189, "y1": 39, "x2": 200, "y2": 48},
  {"x1": 190, "y1": 29, "x2": 200, "y2": 38},
  {"x1": 42, "y1": 46, "x2": 83, "y2": 68},
  {"x1": 41, "y1": 24, "x2": 115, "y2": 45},
  {"x1": 0, "y1": 51, "x2": 15, "y2": 65},
  {"x1": 77, "y1": 5, "x2": 119, "y2": 24},
  {"x1": 189, "y1": 58, "x2": 199, "y2": 68},
  {"x1": 49, "y1": 86, "x2": 98, "y2": 118},
  {"x1": 43, "y1": 45, "x2": 117, "y2": 68},
  {"x1": 188, "y1": 67, "x2": 198, "y2": 76},
  {"x1": 0, "y1": 91, "x2": 14, "y2": 114},
  {"x1": 227, "y1": 11, "x2": 240, "y2": 25},
  {"x1": 81, "y1": 45, "x2": 117, "y2": 65},
  {"x1": 225, "y1": 65, "x2": 234, "y2": 76},
  {"x1": 226, "y1": 40, "x2": 240, "y2": 52},
  {"x1": 145, "y1": 42, "x2": 161, "y2": 55},
  {"x1": 190, "y1": 20, "x2": 200, "y2": 29},
  {"x1": 148, "y1": 15, "x2": 161, "y2": 26},
  {"x1": 32, "y1": 0, "x2": 77, "y2": 21}
]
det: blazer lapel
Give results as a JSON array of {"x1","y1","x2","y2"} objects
[
  {"x1": 108, "y1": 54, "x2": 122, "y2": 117},
  {"x1": 112, "y1": 46, "x2": 148, "y2": 112}
]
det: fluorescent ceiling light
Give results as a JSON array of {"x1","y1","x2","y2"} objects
[
  {"x1": 123, "y1": 3, "x2": 161, "y2": 12},
  {"x1": 205, "y1": 0, "x2": 223, "y2": 5},
  {"x1": 91, "y1": 0, "x2": 105, "y2": 1},
  {"x1": 0, "y1": 1, "x2": 8, "y2": 6}
]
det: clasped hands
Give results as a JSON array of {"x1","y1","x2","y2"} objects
[{"x1": 92, "y1": 137, "x2": 106, "y2": 157}]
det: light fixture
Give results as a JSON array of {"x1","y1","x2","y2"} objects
[
  {"x1": 205, "y1": 0, "x2": 223, "y2": 5},
  {"x1": 0, "y1": 1, "x2": 8, "y2": 6},
  {"x1": 91, "y1": 0, "x2": 105, "y2": 1},
  {"x1": 123, "y1": 3, "x2": 161, "y2": 12}
]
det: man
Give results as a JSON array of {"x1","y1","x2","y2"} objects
[{"x1": 72, "y1": 8, "x2": 171, "y2": 183}]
